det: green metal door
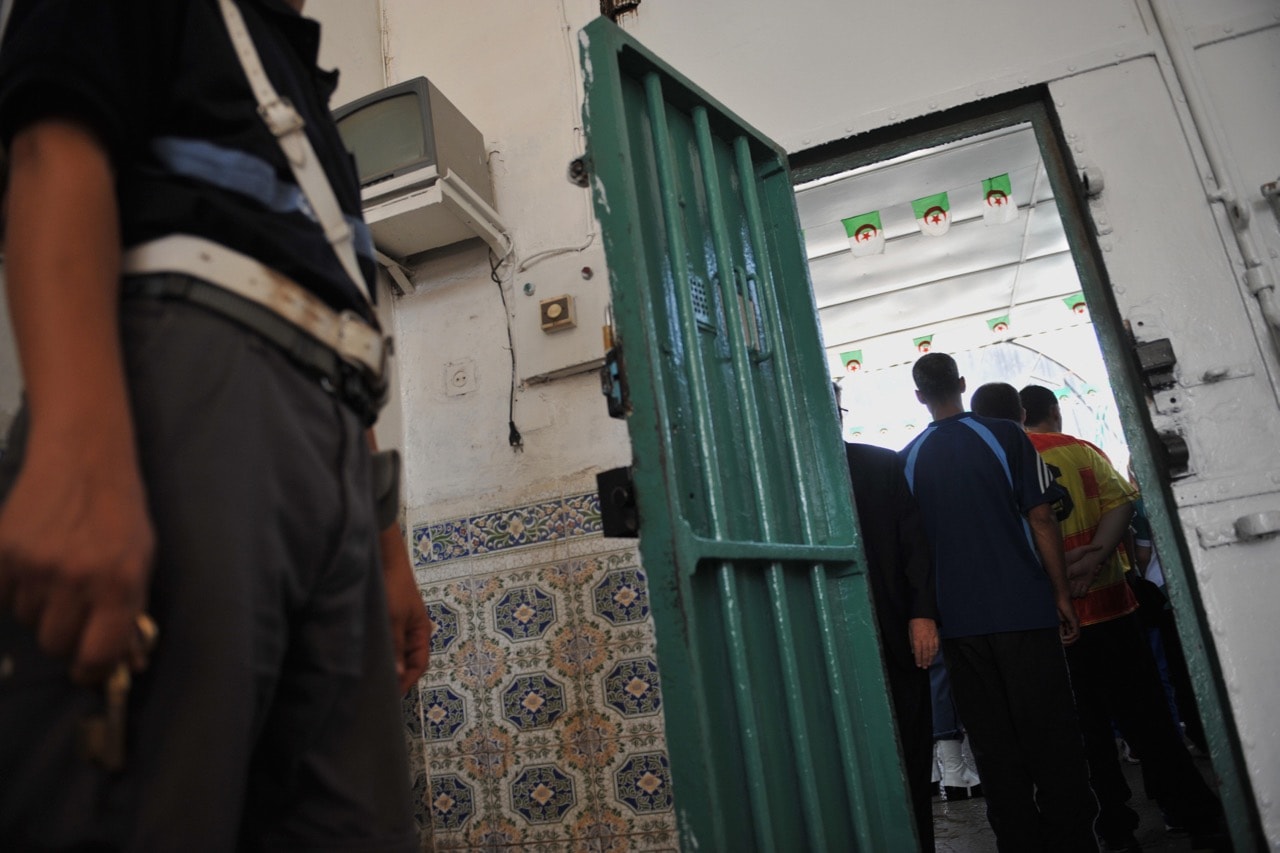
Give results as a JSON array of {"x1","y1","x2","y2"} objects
[{"x1": 580, "y1": 19, "x2": 916, "y2": 851}]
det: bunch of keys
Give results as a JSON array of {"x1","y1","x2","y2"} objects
[{"x1": 80, "y1": 613, "x2": 159, "y2": 771}]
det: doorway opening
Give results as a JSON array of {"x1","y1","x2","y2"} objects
[
  {"x1": 788, "y1": 92, "x2": 1254, "y2": 845},
  {"x1": 796, "y1": 119, "x2": 1126, "y2": 468}
]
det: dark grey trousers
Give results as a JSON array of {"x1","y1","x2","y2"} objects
[{"x1": 0, "y1": 299, "x2": 417, "y2": 852}]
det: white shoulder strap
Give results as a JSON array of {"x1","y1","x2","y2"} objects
[{"x1": 215, "y1": 0, "x2": 369, "y2": 303}]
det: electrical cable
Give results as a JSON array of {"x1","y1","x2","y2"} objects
[
  {"x1": 515, "y1": 233, "x2": 596, "y2": 274},
  {"x1": 490, "y1": 247, "x2": 523, "y2": 449}
]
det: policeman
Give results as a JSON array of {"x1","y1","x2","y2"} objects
[{"x1": 0, "y1": 1, "x2": 429, "y2": 849}]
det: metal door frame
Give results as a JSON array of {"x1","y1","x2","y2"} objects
[{"x1": 791, "y1": 91, "x2": 1262, "y2": 850}]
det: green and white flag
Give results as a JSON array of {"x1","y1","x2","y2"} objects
[
  {"x1": 982, "y1": 173, "x2": 1018, "y2": 224},
  {"x1": 1063, "y1": 292, "x2": 1087, "y2": 315},
  {"x1": 911, "y1": 192, "x2": 951, "y2": 236},
  {"x1": 986, "y1": 315, "x2": 1010, "y2": 334},
  {"x1": 839, "y1": 350, "x2": 864, "y2": 373},
  {"x1": 842, "y1": 211, "x2": 885, "y2": 257}
]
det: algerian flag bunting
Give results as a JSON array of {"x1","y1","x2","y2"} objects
[
  {"x1": 839, "y1": 350, "x2": 864, "y2": 373},
  {"x1": 912, "y1": 192, "x2": 951, "y2": 236},
  {"x1": 982, "y1": 173, "x2": 1018, "y2": 224},
  {"x1": 842, "y1": 211, "x2": 885, "y2": 257},
  {"x1": 1063, "y1": 292, "x2": 1088, "y2": 315},
  {"x1": 986, "y1": 315, "x2": 1010, "y2": 334},
  {"x1": 913, "y1": 334, "x2": 934, "y2": 353}
]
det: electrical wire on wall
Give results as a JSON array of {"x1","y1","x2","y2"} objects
[
  {"x1": 490, "y1": 245, "x2": 523, "y2": 450},
  {"x1": 477, "y1": 0, "x2": 603, "y2": 452}
]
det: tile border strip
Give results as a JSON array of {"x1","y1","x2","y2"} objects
[{"x1": 412, "y1": 492, "x2": 603, "y2": 568}]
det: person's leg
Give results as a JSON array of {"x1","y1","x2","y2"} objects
[
  {"x1": 889, "y1": 663, "x2": 935, "y2": 852},
  {"x1": 930, "y1": 650, "x2": 980, "y2": 797},
  {"x1": 0, "y1": 304, "x2": 281, "y2": 850},
  {"x1": 942, "y1": 635, "x2": 1040, "y2": 852},
  {"x1": 1092, "y1": 614, "x2": 1223, "y2": 840},
  {"x1": 0, "y1": 301, "x2": 416, "y2": 851},
  {"x1": 993, "y1": 628, "x2": 1098, "y2": 853},
  {"x1": 126, "y1": 300, "x2": 408, "y2": 850},
  {"x1": 1065, "y1": 628, "x2": 1140, "y2": 846},
  {"x1": 929, "y1": 651, "x2": 962, "y2": 740},
  {"x1": 237, "y1": 399, "x2": 416, "y2": 850}
]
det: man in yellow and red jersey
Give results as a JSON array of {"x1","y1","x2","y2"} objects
[{"x1": 1020, "y1": 385, "x2": 1225, "y2": 852}]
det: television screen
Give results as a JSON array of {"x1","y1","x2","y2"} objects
[{"x1": 335, "y1": 91, "x2": 436, "y2": 187}]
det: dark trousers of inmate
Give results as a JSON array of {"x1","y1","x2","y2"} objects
[
  {"x1": 942, "y1": 628, "x2": 1098, "y2": 853},
  {"x1": 0, "y1": 300, "x2": 418, "y2": 852},
  {"x1": 887, "y1": 662, "x2": 935, "y2": 852},
  {"x1": 1066, "y1": 611, "x2": 1223, "y2": 842}
]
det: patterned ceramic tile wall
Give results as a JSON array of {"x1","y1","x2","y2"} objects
[
  {"x1": 411, "y1": 492, "x2": 604, "y2": 569},
  {"x1": 407, "y1": 494, "x2": 678, "y2": 853}
]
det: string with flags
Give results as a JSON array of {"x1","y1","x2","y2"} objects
[{"x1": 841, "y1": 173, "x2": 1018, "y2": 257}]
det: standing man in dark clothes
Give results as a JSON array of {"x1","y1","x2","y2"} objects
[
  {"x1": 0, "y1": 1, "x2": 428, "y2": 849},
  {"x1": 1021, "y1": 384, "x2": 1228, "y2": 852},
  {"x1": 838, "y1": 383, "x2": 939, "y2": 851},
  {"x1": 900, "y1": 354, "x2": 1097, "y2": 852}
]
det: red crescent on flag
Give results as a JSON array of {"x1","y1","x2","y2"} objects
[
  {"x1": 923, "y1": 206, "x2": 946, "y2": 224},
  {"x1": 1073, "y1": 303, "x2": 1087, "y2": 315},
  {"x1": 986, "y1": 189, "x2": 1008, "y2": 206},
  {"x1": 917, "y1": 341, "x2": 931, "y2": 353},
  {"x1": 854, "y1": 223, "x2": 879, "y2": 242},
  {"x1": 993, "y1": 322, "x2": 1009, "y2": 332},
  {"x1": 845, "y1": 360, "x2": 862, "y2": 373}
]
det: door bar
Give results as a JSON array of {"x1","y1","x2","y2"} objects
[{"x1": 645, "y1": 71, "x2": 778, "y2": 847}]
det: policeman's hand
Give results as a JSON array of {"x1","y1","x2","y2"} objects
[
  {"x1": 908, "y1": 617, "x2": 939, "y2": 669},
  {"x1": 1056, "y1": 594, "x2": 1081, "y2": 646},
  {"x1": 0, "y1": 447, "x2": 154, "y2": 684},
  {"x1": 380, "y1": 524, "x2": 431, "y2": 695}
]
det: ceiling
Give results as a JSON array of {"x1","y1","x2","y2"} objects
[{"x1": 796, "y1": 123, "x2": 1090, "y2": 377}]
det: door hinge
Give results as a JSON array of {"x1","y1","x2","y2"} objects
[
  {"x1": 1262, "y1": 177, "x2": 1280, "y2": 229},
  {"x1": 596, "y1": 466, "x2": 640, "y2": 538},
  {"x1": 1133, "y1": 337, "x2": 1178, "y2": 391},
  {"x1": 1157, "y1": 429, "x2": 1191, "y2": 479}
]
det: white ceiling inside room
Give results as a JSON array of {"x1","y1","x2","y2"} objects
[
  {"x1": 797, "y1": 123, "x2": 1089, "y2": 376},
  {"x1": 796, "y1": 123, "x2": 1130, "y2": 460}
]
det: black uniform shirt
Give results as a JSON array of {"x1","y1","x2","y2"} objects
[
  {"x1": 0, "y1": 0, "x2": 377, "y2": 320},
  {"x1": 846, "y1": 442, "x2": 937, "y2": 670}
]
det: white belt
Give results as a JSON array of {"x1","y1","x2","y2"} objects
[{"x1": 121, "y1": 234, "x2": 389, "y2": 380}]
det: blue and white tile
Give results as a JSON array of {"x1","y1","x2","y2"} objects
[
  {"x1": 492, "y1": 584, "x2": 559, "y2": 642},
  {"x1": 500, "y1": 671, "x2": 569, "y2": 733},
  {"x1": 471, "y1": 500, "x2": 562, "y2": 554},
  {"x1": 420, "y1": 684, "x2": 469, "y2": 743},
  {"x1": 611, "y1": 751, "x2": 675, "y2": 816},
  {"x1": 558, "y1": 491, "x2": 604, "y2": 540},
  {"x1": 424, "y1": 599, "x2": 462, "y2": 659},
  {"x1": 599, "y1": 656, "x2": 663, "y2": 720},
  {"x1": 426, "y1": 773, "x2": 477, "y2": 834},
  {"x1": 413, "y1": 518, "x2": 473, "y2": 567},
  {"x1": 509, "y1": 762, "x2": 580, "y2": 826},
  {"x1": 590, "y1": 565, "x2": 652, "y2": 628}
]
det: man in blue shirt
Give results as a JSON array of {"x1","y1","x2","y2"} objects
[{"x1": 901, "y1": 353, "x2": 1097, "y2": 852}]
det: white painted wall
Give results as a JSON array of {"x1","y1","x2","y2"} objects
[
  {"x1": 312, "y1": 0, "x2": 1280, "y2": 840},
  {"x1": 317, "y1": 0, "x2": 631, "y2": 521}
]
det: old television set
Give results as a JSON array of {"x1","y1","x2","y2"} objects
[{"x1": 332, "y1": 77, "x2": 500, "y2": 257}]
